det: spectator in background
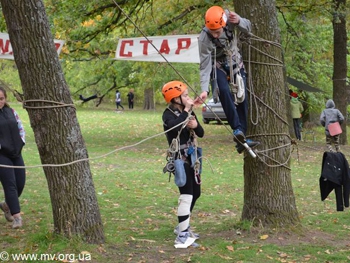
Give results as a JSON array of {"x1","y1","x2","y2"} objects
[
  {"x1": 0, "y1": 86, "x2": 26, "y2": 229},
  {"x1": 115, "y1": 90, "x2": 124, "y2": 111},
  {"x1": 127, "y1": 89, "x2": 134, "y2": 109},
  {"x1": 320, "y1": 99, "x2": 344, "y2": 152},
  {"x1": 289, "y1": 89, "x2": 298, "y2": 99},
  {"x1": 290, "y1": 94, "x2": 304, "y2": 140}
]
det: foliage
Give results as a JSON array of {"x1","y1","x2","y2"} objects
[
  {"x1": 276, "y1": 0, "x2": 350, "y2": 116},
  {"x1": 49, "y1": 0, "x2": 210, "y2": 103},
  {"x1": 0, "y1": 0, "x2": 348, "y2": 112}
]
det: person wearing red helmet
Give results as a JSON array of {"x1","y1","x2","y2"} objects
[
  {"x1": 162, "y1": 81, "x2": 204, "y2": 248},
  {"x1": 194, "y1": 6, "x2": 259, "y2": 154}
]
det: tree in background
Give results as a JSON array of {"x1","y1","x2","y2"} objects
[
  {"x1": 0, "y1": 1, "x2": 347, "y2": 115},
  {"x1": 277, "y1": 0, "x2": 348, "y2": 139},
  {"x1": 332, "y1": 0, "x2": 347, "y2": 145},
  {"x1": 46, "y1": 0, "x2": 207, "y2": 109},
  {"x1": 1, "y1": 0, "x2": 104, "y2": 243},
  {"x1": 235, "y1": 0, "x2": 300, "y2": 227}
]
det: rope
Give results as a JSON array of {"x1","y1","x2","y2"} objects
[
  {"x1": 23, "y1": 99, "x2": 75, "y2": 109},
  {"x1": 111, "y1": 0, "x2": 201, "y2": 102},
  {"x1": 111, "y1": 0, "x2": 234, "y2": 139},
  {"x1": 108, "y1": 3, "x2": 304, "y2": 169},
  {"x1": 0, "y1": 113, "x2": 193, "y2": 169},
  {"x1": 2, "y1": 6, "x2": 308, "y2": 172}
]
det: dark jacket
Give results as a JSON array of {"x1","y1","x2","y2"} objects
[
  {"x1": 0, "y1": 106, "x2": 24, "y2": 158},
  {"x1": 162, "y1": 106, "x2": 204, "y2": 147},
  {"x1": 319, "y1": 152, "x2": 350, "y2": 211}
]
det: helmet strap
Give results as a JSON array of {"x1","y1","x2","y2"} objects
[{"x1": 172, "y1": 96, "x2": 185, "y2": 109}]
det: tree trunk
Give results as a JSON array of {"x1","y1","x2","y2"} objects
[
  {"x1": 143, "y1": 87, "x2": 154, "y2": 110},
  {"x1": 332, "y1": 0, "x2": 347, "y2": 145},
  {"x1": 1, "y1": 0, "x2": 104, "y2": 243},
  {"x1": 234, "y1": 0, "x2": 300, "y2": 227}
]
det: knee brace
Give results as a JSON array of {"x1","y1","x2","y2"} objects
[{"x1": 177, "y1": 194, "x2": 193, "y2": 232}]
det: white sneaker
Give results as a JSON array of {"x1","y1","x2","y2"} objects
[
  {"x1": 174, "y1": 232, "x2": 198, "y2": 248},
  {"x1": 174, "y1": 225, "x2": 199, "y2": 239}
]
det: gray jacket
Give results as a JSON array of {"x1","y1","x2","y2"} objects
[
  {"x1": 320, "y1": 99, "x2": 344, "y2": 136},
  {"x1": 198, "y1": 10, "x2": 251, "y2": 93}
]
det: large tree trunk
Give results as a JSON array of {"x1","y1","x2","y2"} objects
[
  {"x1": 235, "y1": 0, "x2": 300, "y2": 226},
  {"x1": 1, "y1": 0, "x2": 104, "y2": 243},
  {"x1": 332, "y1": 0, "x2": 347, "y2": 145}
]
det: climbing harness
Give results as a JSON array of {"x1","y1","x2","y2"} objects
[
  {"x1": 204, "y1": 27, "x2": 246, "y2": 105},
  {"x1": 211, "y1": 47, "x2": 220, "y2": 104},
  {"x1": 227, "y1": 29, "x2": 245, "y2": 105},
  {"x1": 163, "y1": 107, "x2": 202, "y2": 186},
  {"x1": 112, "y1": 1, "x2": 301, "y2": 167}
]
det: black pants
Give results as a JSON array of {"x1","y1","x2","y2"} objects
[
  {"x1": 0, "y1": 154, "x2": 25, "y2": 215},
  {"x1": 293, "y1": 118, "x2": 301, "y2": 140},
  {"x1": 128, "y1": 100, "x2": 134, "y2": 109},
  {"x1": 178, "y1": 162, "x2": 201, "y2": 212},
  {"x1": 116, "y1": 102, "x2": 124, "y2": 110}
]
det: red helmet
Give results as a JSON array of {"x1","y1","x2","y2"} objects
[
  {"x1": 162, "y1": 81, "x2": 187, "y2": 103},
  {"x1": 205, "y1": 6, "x2": 227, "y2": 30}
]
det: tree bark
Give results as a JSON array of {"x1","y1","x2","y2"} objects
[
  {"x1": 143, "y1": 87, "x2": 154, "y2": 110},
  {"x1": 332, "y1": 0, "x2": 347, "y2": 145},
  {"x1": 1, "y1": 0, "x2": 104, "y2": 243},
  {"x1": 234, "y1": 0, "x2": 300, "y2": 227}
]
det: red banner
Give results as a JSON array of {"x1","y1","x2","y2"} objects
[{"x1": 0, "y1": 32, "x2": 65, "y2": 60}]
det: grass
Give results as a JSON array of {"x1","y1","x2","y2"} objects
[{"x1": 1, "y1": 101, "x2": 350, "y2": 263}]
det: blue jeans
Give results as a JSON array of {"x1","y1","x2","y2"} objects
[
  {"x1": 293, "y1": 118, "x2": 301, "y2": 140},
  {"x1": 214, "y1": 67, "x2": 248, "y2": 134}
]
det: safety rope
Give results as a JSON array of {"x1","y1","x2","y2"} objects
[
  {"x1": 0, "y1": 113, "x2": 192, "y2": 169},
  {"x1": 162, "y1": 107, "x2": 202, "y2": 183},
  {"x1": 108, "y1": 2, "x2": 308, "y2": 170},
  {"x1": 1, "y1": 3, "x2": 321, "y2": 172},
  {"x1": 23, "y1": 99, "x2": 75, "y2": 109}
]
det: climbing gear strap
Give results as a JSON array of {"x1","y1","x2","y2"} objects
[
  {"x1": 228, "y1": 28, "x2": 245, "y2": 105},
  {"x1": 163, "y1": 111, "x2": 202, "y2": 185}
]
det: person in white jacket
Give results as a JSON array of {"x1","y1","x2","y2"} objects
[{"x1": 194, "y1": 6, "x2": 258, "y2": 154}]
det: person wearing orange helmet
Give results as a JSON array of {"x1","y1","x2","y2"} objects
[
  {"x1": 162, "y1": 81, "x2": 204, "y2": 248},
  {"x1": 194, "y1": 6, "x2": 259, "y2": 154}
]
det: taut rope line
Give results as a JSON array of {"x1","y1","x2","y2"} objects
[
  {"x1": 0, "y1": 114, "x2": 193, "y2": 169},
  {"x1": 109, "y1": 2, "x2": 301, "y2": 169},
  {"x1": 4, "y1": 4, "x2": 312, "y2": 171}
]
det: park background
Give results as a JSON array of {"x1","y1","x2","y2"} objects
[{"x1": 1, "y1": 0, "x2": 350, "y2": 262}]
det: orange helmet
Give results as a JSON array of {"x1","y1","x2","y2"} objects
[
  {"x1": 205, "y1": 6, "x2": 227, "y2": 30},
  {"x1": 162, "y1": 81, "x2": 187, "y2": 103}
]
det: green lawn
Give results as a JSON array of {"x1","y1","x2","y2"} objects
[{"x1": 0, "y1": 102, "x2": 349, "y2": 263}]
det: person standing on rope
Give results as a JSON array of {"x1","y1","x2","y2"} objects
[
  {"x1": 320, "y1": 99, "x2": 344, "y2": 152},
  {"x1": 0, "y1": 86, "x2": 26, "y2": 229},
  {"x1": 194, "y1": 6, "x2": 259, "y2": 154},
  {"x1": 290, "y1": 93, "x2": 303, "y2": 140},
  {"x1": 162, "y1": 81, "x2": 204, "y2": 248}
]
